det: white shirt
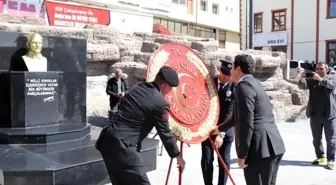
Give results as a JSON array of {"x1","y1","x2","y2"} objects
[{"x1": 238, "y1": 74, "x2": 252, "y2": 84}]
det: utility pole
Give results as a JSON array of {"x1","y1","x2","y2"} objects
[{"x1": 249, "y1": 0, "x2": 254, "y2": 49}]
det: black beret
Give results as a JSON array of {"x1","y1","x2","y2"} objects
[{"x1": 158, "y1": 66, "x2": 179, "y2": 87}]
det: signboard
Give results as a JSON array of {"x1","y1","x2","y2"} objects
[
  {"x1": 45, "y1": 1, "x2": 110, "y2": 27},
  {"x1": 0, "y1": 0, "x2": 44, "y2": 17},
  {"x1": 254, "y1": 31, "x2": 288, "y2": 47}
]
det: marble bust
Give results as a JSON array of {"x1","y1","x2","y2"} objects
[{"x1": 21, "y1": 33, "x2": 47, "y2": 72}]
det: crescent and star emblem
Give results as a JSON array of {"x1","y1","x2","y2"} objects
[
  {"x1": 181, "y1": 83, "x2": 196, "y2": 100},
  {"x1": 145, "y1": 43, "x2": 219, "y2": 144}
]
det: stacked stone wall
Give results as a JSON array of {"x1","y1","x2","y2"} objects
[{"x1": 0, "y1": 15, "x2": 308, "y2": 121}]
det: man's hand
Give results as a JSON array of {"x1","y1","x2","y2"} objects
[
  {"x1": 312, "y1": 72, "x2": 323, "y2": 81},
  {"x1": 209, "y1": 126, "x2": 220, "y2": 136},
  {"x1": 213, "y1": 135, "x2": 223, "y2": 149},
  {"x1": 300, "y1": 72, "x2": 306, "y2": 79},
  {"x1": 299, "y1": 72, "x2": 307, "y2": 82},
  {"x1": 176, "y1": 154, "x2": 186, "y2": 172},
  {"x1": 237, "y1": 158, "x2": 248, "y2": 168},
  {"x1": 117, "y1": 92, "x2": 125, "y2": 97}
]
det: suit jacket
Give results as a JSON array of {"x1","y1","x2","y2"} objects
[
  {"x1": 234, "y1": 75, "x2": 285, "y2": 163},
  {"x1": 96, "y1": 82, "x2": 179, "y2": 167},
  {"x1": 214, "y1": 77, "x2": 235, "y2": 135}
]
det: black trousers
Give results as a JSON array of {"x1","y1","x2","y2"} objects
[
  {"x1": 201, "y1": 128, "x2": 234, "y2": 185},
  {"x1": 102, "y1": 154, "x2": 151, "y2": 185},
  {"x1": 110, "y1": 100, "x2": 120, "y2": 112},
  {"x1": 243, "y1": 154, "x2": 283, "y2": 185},
  {"x1": 310, "y1": 116, "x2": 336, "y2": 161}
]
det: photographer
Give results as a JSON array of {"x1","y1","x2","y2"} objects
[{"x1": 298, "y1": 62, "x2": 336, "y2": 170}]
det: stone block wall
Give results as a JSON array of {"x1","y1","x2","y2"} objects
[{"x1": 0, "y1": 18, "x2": 309, "y2": 121}]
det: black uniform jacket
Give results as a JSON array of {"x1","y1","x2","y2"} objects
[
  {"x1": 213, "y1": 77, "x2": 235, "y2": 134},
  {"x1": 96, "y1": 82, "x2": 179, "y2": 167},
  {"x1": 234, "y1": 75, "x2": 285, "y2": 163}
]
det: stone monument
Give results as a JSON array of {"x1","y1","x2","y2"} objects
[{"x1": 0, "y1": 31, "x2": 158, "y2": 185}]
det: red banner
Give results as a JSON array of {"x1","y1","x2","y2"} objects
[{"x1": 45, "y1": 1, "x2": 110, "y2": 27}]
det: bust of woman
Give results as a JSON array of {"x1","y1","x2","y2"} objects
[{"x1": 21, "y1": 33, "x2": 47, "y2": 72}]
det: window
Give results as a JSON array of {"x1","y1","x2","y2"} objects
[
  {"x1": 218, "y1": 30, "x2": 226, "y2": 48},
  {"x1": 172, "y1": 0, "x2": 186, "y2": 5},
  {"x1": 212, "y1": 4, "x2": 219, "y2": 14},
  {"x1": 290, "y1": 61, "x2": 298, "y2": 68},
  {"x1": 272, "y1": 46, "x2": 287, "y2": 54},
  {"x1": 327, "y1": 0, "x2": 336, "y2": 18},
  {"x1": 153, "y1": 17, "x2": 160, "y2": 24},
  {"x1": 200, "y1": 1, "x2": 207, "y2": 11},
  {"x1": 175, "y1": 22, "x2": 182, "y2": 34},
  {"x1": 153, "y1": 17, "x2": 188, "y2": 35},
  {"x1": 254, "y1": 13, "x2": 263, "y2": 33},
  {"x1": 326, "y1": 40, "x2": 336, "y2": 63},
  {"x1": 272, "y1": 9, "x2": 286, "y2": 31},
  {"x1": 189, "y1": 24, "x2": 216, "y2": 39},
  {"x1": 181, "y1": 23, "x2": 188, "y2": 34}
]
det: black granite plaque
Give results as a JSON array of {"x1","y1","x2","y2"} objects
[
  {"x1": 10, "y1": 72, "x2": 62, "y2": 127},
  {"x1": 0, "y1": 31, "x2": 159, "y2": 185}
]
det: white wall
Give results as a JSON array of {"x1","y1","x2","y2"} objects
[
  {"x1": 225, "y1": 42, "x2": 240, "y2": 51},
  {"x1": 292, "y1": 0, "x2": 316, "y2": 61},
  {"x1": 168, "y1": 0, "x2": 239, "y2": 32},
  {"x1": 251, "y1": 0, "x2": 336, "y2": 62},
  {"x1": 254, "y1": 0, "x2": 291, "y2": 33},
  {"x1": 253, "y1": 0, "x2": 292, "y2": 58},
  {"x1": 319, "y1": 0, "x2": 336, "y2": 62},
  {"x1": 109, "y1": 10, "x2": 153, "y2": 34},
  {"x1": 196, "y1": 0, "x2": 239, "y2": 32},
  {"x1": 168, "y1": 1, "x2": 195, "y2": 23}
]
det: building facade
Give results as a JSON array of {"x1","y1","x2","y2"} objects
[
  {"x1": 68, "y1": 0, "x2": 240, "y2": 50},
  {"x1": 241, "y1": 0, "x2": 336, "y2": 63}
]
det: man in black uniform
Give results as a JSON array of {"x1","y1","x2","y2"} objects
[
  {"x1": 96, "y1": 66, "x2": 186, "y2": 185},
  {"x1": 201, "y1": 59, "x2": 235, "y2": 185}
]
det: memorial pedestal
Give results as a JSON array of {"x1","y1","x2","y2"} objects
[
  {"x1": 0, "y1": 32, "x2": 158, "y2": 185},
  {"x1": 0, "y1": 72, "x2": 159, "y2": 185}
]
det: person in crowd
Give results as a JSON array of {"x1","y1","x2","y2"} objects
[
  {"x1": 201, "y1": 58, "x2": 235, "y2": 185},
  {"x1": 230, "y1": 54, "x2": 286, "y2": 185},
  {"x1": 106, "y1": 68, "x2": 129, "y2": 112},
  {"x1": 96, "y1": 66, "x2": 186, "y2": 185},
  {"x1": 299, "y1": 62, "x2": 336, "y2": 170}
]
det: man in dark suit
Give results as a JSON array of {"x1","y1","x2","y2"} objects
[
  {"x1": 96, "y1": 66, "x2": 186, "y2": 185},
  {"x1": 106, "y1": 68, "x2": 129, "y2": 112},
  {"x1": 201, "y1": 59, "x2": 235, "y2": 185},
  {"x1": 230, "y1": 54, "x2": 286, "y2": 185}
]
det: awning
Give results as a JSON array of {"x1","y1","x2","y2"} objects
[{"x1": 153, "y1": 23, "x2": 172, "y2": 35}]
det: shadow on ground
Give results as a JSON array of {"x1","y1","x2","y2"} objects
[
  {"x1": 219, "y1": 159, "x2": 321, "y2": 169},
  {"x1": 88, "y1": 116, "x2": 109, "y2": 127},
  {"x1": 286, "y1": 106, "x2": 307, "y2": 122},
  {"x1": 280, "y1": 160, "x2": 320, "y2": 167}
]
